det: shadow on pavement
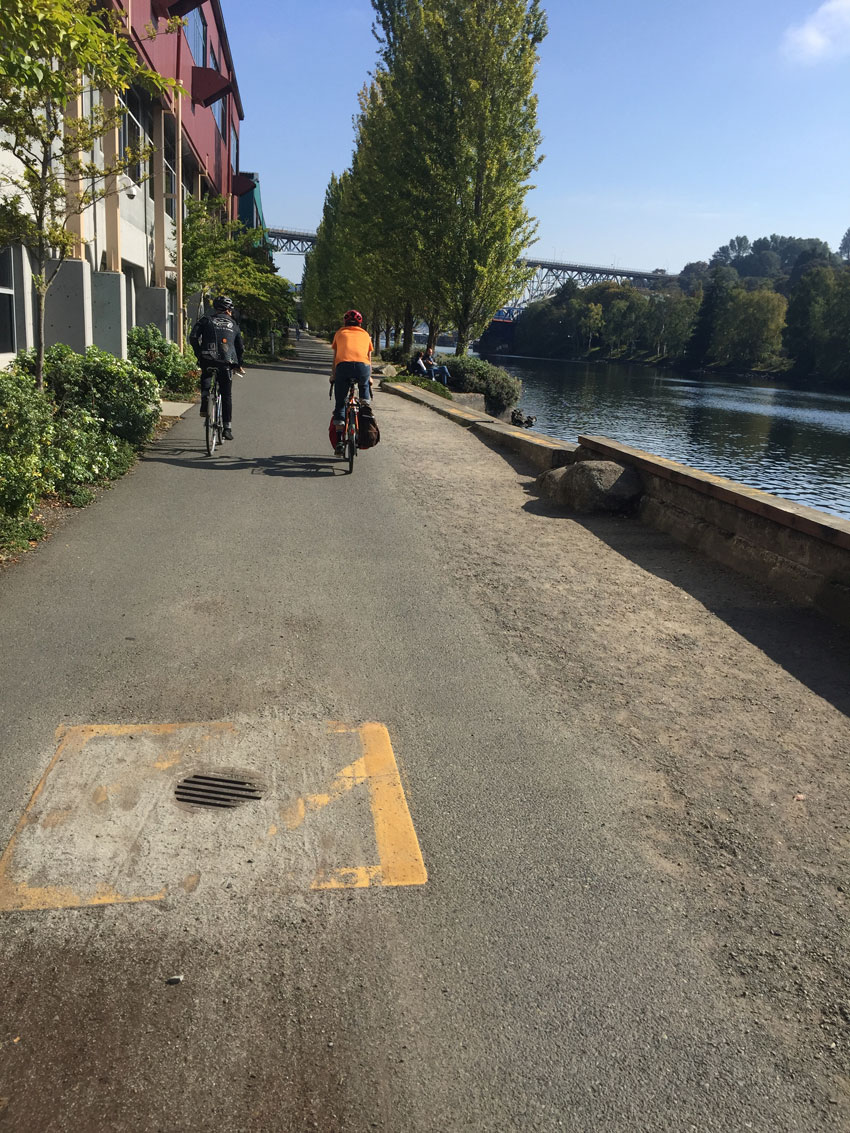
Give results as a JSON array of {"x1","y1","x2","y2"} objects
[
  {"x1": 143, "y1": 443, "x2": 346, "y2": 477},
  {"x1": 520, "y1": 485, "x2": 850, "y2": 721}
]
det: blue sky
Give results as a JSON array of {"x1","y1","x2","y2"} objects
[{"x1": 221, "y1": 0, "x2": 850, "y2": 282}]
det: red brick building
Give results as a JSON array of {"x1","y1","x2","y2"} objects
[{"x1": 0, "y1": 0, "x2": 247, "y2": 365}]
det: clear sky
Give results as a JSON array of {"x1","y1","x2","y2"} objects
[{"x1": 220, "y1": 0, "x2": 850, "y2": 282}]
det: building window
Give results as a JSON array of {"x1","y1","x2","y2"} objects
[
  {"x1": 230, "y1": 124, "x2": 238, "y2": 172},
  {"x1": 164, "y1": 136, "x2": 177, "y2": 220},
  {"x1": 0, "y1": 247, "x2": 16, "y2": 354},
  {"x1": 209, "y1": 47, "x2": 224, "y2": 134},
  {"x1": 120, "y1": 89, "x2": 146, "y2": 186},
  {"x1": 187, "y1": 8, "x2": 207, "y2": 66},
  {"x1": 211, "y1": 96, "x2": 224, "y2": 136}
]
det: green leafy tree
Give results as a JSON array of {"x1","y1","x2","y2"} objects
[
  {"x1": 784, "y1": 265, "x2": 835, "y2": 375},
  {"x1": 839, "y1": 227, "x2": 850, "y2": 263},
  {"x1": 181, "y1": 197, "x2": 294, "y2": 330},
  {"x1": 821, "y1": 269, "x2": 850, "y2": 380},
  {"x1": 578, "y1": 301, "x2": 604, "y2": 353},
  {"x1": 684, "y1": 265, "x2": 739, "y2": 368},
  {"x1": 0, "y1": 0, "x2": 181, "y2": 389},
  {"x1": 678, "y1": 261, "x2": 710, "y2": 296},
  {"x1": 709, "y1": 289, "x2": 787, "y2": 369}
]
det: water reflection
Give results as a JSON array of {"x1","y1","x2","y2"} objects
[{"x1": 496, "y1": 358, "x2": 850, "y2": 520}]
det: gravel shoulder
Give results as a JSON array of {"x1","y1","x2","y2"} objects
[{"x1": 384, "y1": 389, "x2": 850, "y2": 1112}]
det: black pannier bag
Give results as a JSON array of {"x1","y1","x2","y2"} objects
[{"x1": 358, "y1": 403, "x2": 380, "y2": 449}]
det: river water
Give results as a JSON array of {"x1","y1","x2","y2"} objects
[{"x1": 492, "y1": 357, "x2": 850, "y2": 522}]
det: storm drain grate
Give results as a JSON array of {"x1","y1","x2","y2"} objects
[{"x1": 175, "y1": 773, "x2": 263, "y2": 810}]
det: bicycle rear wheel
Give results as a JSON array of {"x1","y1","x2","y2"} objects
[
  {"x1": 214, "y1": 393, "x2": 223, "y2": 446},
  {"x1": 347, "y1": 418, "x2": 356, "y2": 473},
  {"x1": 205, "y1": 384, "x2": 217, "y2": 455}
]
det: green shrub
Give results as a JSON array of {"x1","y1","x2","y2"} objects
[
  {"x1": 381, "y1": 344, "x2": 410, "y2": 365},
  {"x1": 440, "y1": 355, "x2": 521, "y2": 415},
  {"x1": 47, "y1": 404, "x2": 136, "y2": 493},
  {"x1": 0, "y1": 369, "x2": 56, "y2": 517},
  {"x1": 128, "y1": 324, "x2": 199, "y2": 398},
  {"x1": 0, "y1": 515, "x2": 45, "y2": 553},
  {"x1": 16, "y1": 344, "x2": 161, "y2": 446}
]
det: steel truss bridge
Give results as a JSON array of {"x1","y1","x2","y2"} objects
[
  {"x1": 266, "y1": 228, "x2": 318, "y2": 256},
  {"x1": 267, "y1": 228, "x2": 675, "y2": 318}
]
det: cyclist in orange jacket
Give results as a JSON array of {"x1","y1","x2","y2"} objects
[{"x1": 330, "y1": 309, "x2": 373, "y2": 452}]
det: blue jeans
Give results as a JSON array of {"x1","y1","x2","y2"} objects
[
  {"x1": 426, "y1": 365, "x2": 450, "y2": 385},
  {"x1": 333, "y1": 361, "x2": 371, "y2": 423}
]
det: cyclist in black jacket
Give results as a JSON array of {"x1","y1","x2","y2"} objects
[{"x1": 190, "y1": 295, "x2": 245, "y2": 440}]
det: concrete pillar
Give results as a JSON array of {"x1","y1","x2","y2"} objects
[
  {"x1": 101, "y1": 89, "x2": 122, "y2": 272},
  {"x1": 65, "y1": 93, "x2": 85, "y2": 259},
  {"x1": 91, "y1": 271, "x2": 127, "y2": 359},
  {"x1": 136, "y1": 286, "x2": 169, "y2": 336},
  {"x1": 44, "y1": 258, "x2": 93, "y2": 352}
]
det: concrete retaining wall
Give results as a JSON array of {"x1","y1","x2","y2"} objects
[
  {"x1": 380, "y1": 381, "x2": 850, "y2": 626},
  {"x1": 576, "y1": 436, "x2": 850, "y2": 627},
  {"x1": 382, "y1": 381, "x2": 577, "y2": 472}
]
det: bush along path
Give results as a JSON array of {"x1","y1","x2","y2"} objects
[
  {"x1": 0, "y1": 327, "x2": 186, "y2": 559},
  {"x1": 380, "y1": 346, "x2": 521, "y2": 416}
]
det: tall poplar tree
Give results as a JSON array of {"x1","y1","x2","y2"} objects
[
  {"x1": 367, "y1": 0, "x2": 546, "y2": 352},
  {"x1": 417, "y1": 0, "x2": 547, "y2": 352}
]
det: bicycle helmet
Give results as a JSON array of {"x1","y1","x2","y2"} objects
[
  {"x1": 343, "y1": 309, "x2": 363, "y2": 326},
  {"x1": 213, "y1": 295, "x2": 234, "y2": 311}
]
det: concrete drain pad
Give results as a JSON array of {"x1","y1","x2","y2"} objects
[{"x1": 0, "y1": 718, "x2": 426, "y2": 912}]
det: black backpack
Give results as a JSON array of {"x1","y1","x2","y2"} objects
[{"x1": 358, "y1": 403, "x2": 380, "y2": 449}]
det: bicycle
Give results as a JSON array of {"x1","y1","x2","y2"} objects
[
  {"x1": 341, "y1": 380, "x2": 360, "y2": 474},
  {"x1": 204, "y1": 368, "x2": 224, "y2": 456},
  {"x1": 330, "y1": 378, "x2": 362, "y2": 474}
]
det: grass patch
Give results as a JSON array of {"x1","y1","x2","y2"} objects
[{"x1": 399, "y1": 375, "x2": 454, "y2": 399}]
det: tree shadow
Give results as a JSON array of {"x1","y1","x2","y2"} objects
[{"x1": 520, "y1": 482, "x2": 850, "y2": 720}]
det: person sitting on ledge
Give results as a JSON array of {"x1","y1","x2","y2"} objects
[
  {"x1": 423, "y1": 347, "x2": 451, "y2": 386},
  {"x1": 411, "y1": 351, "x2": 430, "y2": 378}
]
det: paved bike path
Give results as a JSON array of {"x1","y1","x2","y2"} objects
[{"x1": 0, "y1": 357, "x2": 841, "y2": 1131}]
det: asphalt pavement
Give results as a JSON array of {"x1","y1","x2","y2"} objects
[{"x1": 0, "y1": 342, "x2": 839, "y2": 1131}]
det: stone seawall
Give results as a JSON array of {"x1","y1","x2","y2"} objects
[{"x1": 575, "y1": 435, "x2": 850, "y2": 628}]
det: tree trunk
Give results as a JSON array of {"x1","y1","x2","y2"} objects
[
  {"x1": 454, "y1": 324, "x2": 469, "y2": 356},
  {"x1": 402, "y1": 303, "x2": 413, "y2": 351},
  {"x1": 427, "y1": 320, "x2": 438, "y2": 351}
]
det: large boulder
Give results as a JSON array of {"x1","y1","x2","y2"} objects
[{"x1": 536, "y1": 460, "x2": 642, "y2": 514}]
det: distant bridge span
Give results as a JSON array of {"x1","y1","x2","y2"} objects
[{"x1": 267, "y1": 227, "x2": 676, "y2": 310}]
